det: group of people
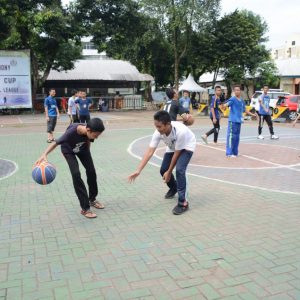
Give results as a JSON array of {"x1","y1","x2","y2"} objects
[
  {"x1": 38, "y1": 84, "x2": 289, "y2": 219},
  {"x1": 44, "y1": 88, "x2": 92, "y2": 143},
  {"x1": 201, "y1": 84, "x2": 279, "y2": 157}
]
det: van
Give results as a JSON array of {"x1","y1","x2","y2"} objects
[{"x1": 250, "y1": 89, "x2": 290, "y2": 115}]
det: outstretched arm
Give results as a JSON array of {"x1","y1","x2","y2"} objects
[
  {"x1": 36, "y1": 143, "x2": 58, "y2": 164},
  {"x1": 128, "y1": 147, "x2": 156, "y2": 182}
]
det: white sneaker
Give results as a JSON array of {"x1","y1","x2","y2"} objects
[
  {"x1": 201, "y1": 135, "x2": 208, "y2": 144},
  {"x1": 271, "y1": 135, "x2": 279, "y2": 140},
  {"x1": 231, "y1": 155, "x2": 237, "y2": 158},
  {"x1": 257, "y1": 135, "x2": 264, "y2": 140}
]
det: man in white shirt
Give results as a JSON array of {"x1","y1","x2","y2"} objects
[
  {"x1": 68, "y1": 89, "x2": 79, "y2": 124},
  {"x1": 128, "y1": 110, "x2": 196, "y2": 215}
]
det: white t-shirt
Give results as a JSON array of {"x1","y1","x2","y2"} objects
[
  {"x1": 68, "y1": 96, "x2": 77, "y2": 115},
  {"x1": 149, "y1": 121, "x2": 196, "y2": 153}
]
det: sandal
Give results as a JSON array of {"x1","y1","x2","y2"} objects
[
  {"x1": 81, "y1": 210, "x2": 97, "y2": 218},
  {"x1": 89, "y1": 200, "x2": 105, "y2": 209}
]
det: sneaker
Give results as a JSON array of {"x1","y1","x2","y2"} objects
[
  {"x1": 165, "y1": 189, "x2": 177, "y2": 199},
  {"x1": 172, "y1": 202, "x2": 189, "y2": 215},
  {"x1": 271, "y1": 135, "x2": 279, "y2": 140},
  {"x1": 257, "y1": 135, "x2": 264, "y2": 140},
  {"x1": 201, "y1": 135, "x2": 208, "y2": 144},
  {"x1": 231, "y1": 155, "x2": 237, "y2": 158}
]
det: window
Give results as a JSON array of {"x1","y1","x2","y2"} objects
[
  {"x1": 292, "y1": 41, "x2": 296, "y2": 46},
  {"x1": 290, "y1": 96, "x2": 298, "y2": 103},
  {"x1": 253, "y1": 92, "x2": 262, "y2": 98}
]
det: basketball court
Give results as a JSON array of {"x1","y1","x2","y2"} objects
[{"x1": 0, "y1": 112, "x2": 299, "y2": 299}]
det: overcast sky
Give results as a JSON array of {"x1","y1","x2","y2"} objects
[
  {"x1": 221, "y1": 0, "x2": 300, "y2": 49},
  {"x1": 62, "y1": 0, "x2": 300, "y2": 49}
]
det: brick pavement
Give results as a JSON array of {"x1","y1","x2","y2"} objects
[{"x1": 0, "y1": 112, "x2": 299, "y2": 299}]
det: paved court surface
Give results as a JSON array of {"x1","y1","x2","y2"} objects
[{"x1": 0, "y1": 111, "x2": 300, "y2": 300}]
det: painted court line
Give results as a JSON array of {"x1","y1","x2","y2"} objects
[
  {"x1": 127, "y1": 136, "x2": 300, "y2": 196},
  {"x1": 0, "y1": 158, "x2": 19, "y2": 181}
]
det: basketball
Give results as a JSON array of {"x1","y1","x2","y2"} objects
[
  {"x1": 183, "y1": 114, "x2": 194, "y2": 126},
  {"x1": 32, "y1": 161, "x2": 56, "y2": 185}
]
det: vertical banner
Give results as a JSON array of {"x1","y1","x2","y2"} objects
[{"x1": 0, "y1": 50, "x2": 32, "y2": 108}]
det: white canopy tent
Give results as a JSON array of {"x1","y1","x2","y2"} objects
[{"x1": 179, "y1": 74, "x2": 205, "y2": 92}]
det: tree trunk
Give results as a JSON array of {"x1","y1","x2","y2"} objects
[{"x1": 212, "y1": 66, "x2": 219, "y2": 89}]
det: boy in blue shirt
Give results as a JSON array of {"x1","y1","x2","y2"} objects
[
  {"x1": 179, "y1": 90, "x2": 191, "y2": 113},
  {"x1": 201, "y1": 86, "x2": 222, "y2": 145},
  {"x1": 44, "y1": 88, "x2": 60, "y2": 143},
  {"x1": 257, "y1": 85, "x2": 279, "y2": 140},
  {"x1": 68, "y1": 89, "x2": 79, "y2": 124},
  {"x1": 75, "y1": 91, "x2": 92, "y2": 123},
  {"x1": 222, "y1": 86, "x2": 256, "y2": 157}
]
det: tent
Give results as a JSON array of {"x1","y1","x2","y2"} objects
[{"x1": 178, "y1": 74, "x2": 205, "y2": 92}]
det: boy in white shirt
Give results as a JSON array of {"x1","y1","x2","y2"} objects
[{"x1": 128, "y1": 111, "x2": 196, "y2": 215}]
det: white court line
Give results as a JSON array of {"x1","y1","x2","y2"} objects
[
  {"x1": 127, "y1": 136, "x2": 300, "y2": 196},
  {"x1": 17, "y1": 116, "x2": 23, "y2": 124},
  {"x1": 0, "y1": 158, "x2": 19, "y2": 181}
]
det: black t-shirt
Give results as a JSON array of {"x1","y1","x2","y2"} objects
[
  {"x1": 56, "y1": 124, "x2": 90, "y2": 154},
  {"x1": 163, "y1": 99, "x2": 185, "y2": 121}
]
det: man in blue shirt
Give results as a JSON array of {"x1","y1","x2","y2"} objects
[
  {"x1": 257, "y1": 85, "x2": 279, "y2": 140},
  {"x1": 179, "y1": 90, "x2": 191, "y2": 113},
  {"x1": 75, "y1": 91, "x2": 92, "y2": 123},
  {"x1": 201, "y1": 86, "x2": 222, "y2": 145},
  {"x1": 44, "y1": 88, "x2": 60, "y2": 143},
  {"x1": 222, "y1": 86, "x2": 256, "y2": 157}
]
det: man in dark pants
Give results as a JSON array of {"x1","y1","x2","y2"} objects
[
  {"x1": 75, "y1": 91, "x2": 92, "y2": 123},
  {"x1": 257, "y1": 85, "x2": 279, "y2": 140},
  {"x1": 44, "y1": 88, "x2": 60, "y2": 143},
  {"x1": 128, "y1": 111, "x2": 196, "y2": 215},
  {"x1": 201, "y1": 86, "x2": 222, "y2": 145},
  {"x1": 36, "y1": 118, "x2": 105, "y2": 219}
]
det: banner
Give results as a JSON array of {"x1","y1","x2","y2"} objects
[{"x1": 0, "y1": 50, "x2": 32, "y2": 108}]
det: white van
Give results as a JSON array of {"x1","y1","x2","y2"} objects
[{"x1": 250, "y1": 89, "x2": 290, "y2": 114}]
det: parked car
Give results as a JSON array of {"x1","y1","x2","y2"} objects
[
  {"x1": 276, "y1": 95, "x2": 300, "y2": 120},
  {"x1": 250, "y1": 89, "x2": 290, "y2": 115}
]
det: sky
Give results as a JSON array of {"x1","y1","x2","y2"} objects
[
  {"x1": 221, "y1": 0, "x2": 300, "y2": 49},
  {"x1": 62, "y1": 0, "x2": 300, "y2": 49}
]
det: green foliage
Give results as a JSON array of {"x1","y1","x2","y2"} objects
[{"x1": 0, "y1": 0, "x2": 83, "y2": 98}]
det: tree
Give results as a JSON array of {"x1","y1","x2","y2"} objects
[
  {"x1": 0, "y1": 0, "x2": 83, "y2": 102},
  {"x1": 214, "y1": 10, "x2": 272, "y2": 98},
  {"x1": 141, "y1": 0, "x2": 220, "y2": 88}
]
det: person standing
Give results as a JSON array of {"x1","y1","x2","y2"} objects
[
  {"x1": 179, "y1": 90, "x2": 191, "y2": 113},
  {"x1": 257, "y1": 85, "x2": 279, "y2": 140},
  {"x1": 68, "y1": 89, "x2": 79, "y2": 124},
  {"x1": 75, "y1": 91, "x2": 92, "y2": 123},
  {"x1": 44, "y1": 88, "x2": 59, "y2": 143},
  {"x1": 201, "y1": 86, "x2": 222, "y2": 145},
  {"x1": 222, "y1": 85, "x2": 256, "y2": 157},
  {"x1": 60, "y1": 96, "x2": 67, "y2": 114},
  {"x1": 163, "y1": 88, "x2": 188, "y2": 122},
  {"x1": 36, "y1": 118, "x2": 105, "y2": 219},
  {"x1": 128, "y1": 111, "x2": 196, "y2": 215}
]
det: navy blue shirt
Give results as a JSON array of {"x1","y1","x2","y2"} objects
[
  {"x1": 56, "y1": 124, "x2": 91, "y2": 154},
  {"x1": 75, "y1": 98, "x2": 92, "y2": 116},
  {"x1": 210, "y1": 96, "x2": 221, "y2": 119},
  {"x1": 163, "y1": 99, "x2": 186, "y2": 121},
  {"x1": 44, "y1": 96, "x2": 58, "y2": 117},
  {"x1": 227, "y1": 96, "x2": 246, "y2": 123}
]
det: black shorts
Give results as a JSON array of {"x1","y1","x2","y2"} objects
[{"x1": 47, "y1": 116, "x2": 57, "y2": 133}]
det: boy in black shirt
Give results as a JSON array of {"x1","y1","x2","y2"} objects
[
  {"x1": 36, "y1": 118, "x2": 105, "y2": 219},
  {"x1": 163, "y1": 89, "x2": 188, "y2": 122}
]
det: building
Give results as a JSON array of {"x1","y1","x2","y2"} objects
[
  {"x1": 272, "y1": 34, "x2": 300, "y2": 94},
  {"x1": 43, "y1": 37, "x2": 153, "y2": 99},
  {"x1": 271, "y1": 34, "x2": 300, "y2": 60}
]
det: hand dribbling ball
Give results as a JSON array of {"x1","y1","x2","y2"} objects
[
  {"x1": 183, "y1": 114, "x2": 194, "y2": 126},
  {"x1": 32, "y1": 161, "x2": 56, "y2": 185}
]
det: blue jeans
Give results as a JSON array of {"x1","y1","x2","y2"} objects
[
  {"x1": 226, "y1": 121, "x2": 241, "y2": 156},
  {"x1": 160, "y1": 150, "x2": 193, "y2": 203}
]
